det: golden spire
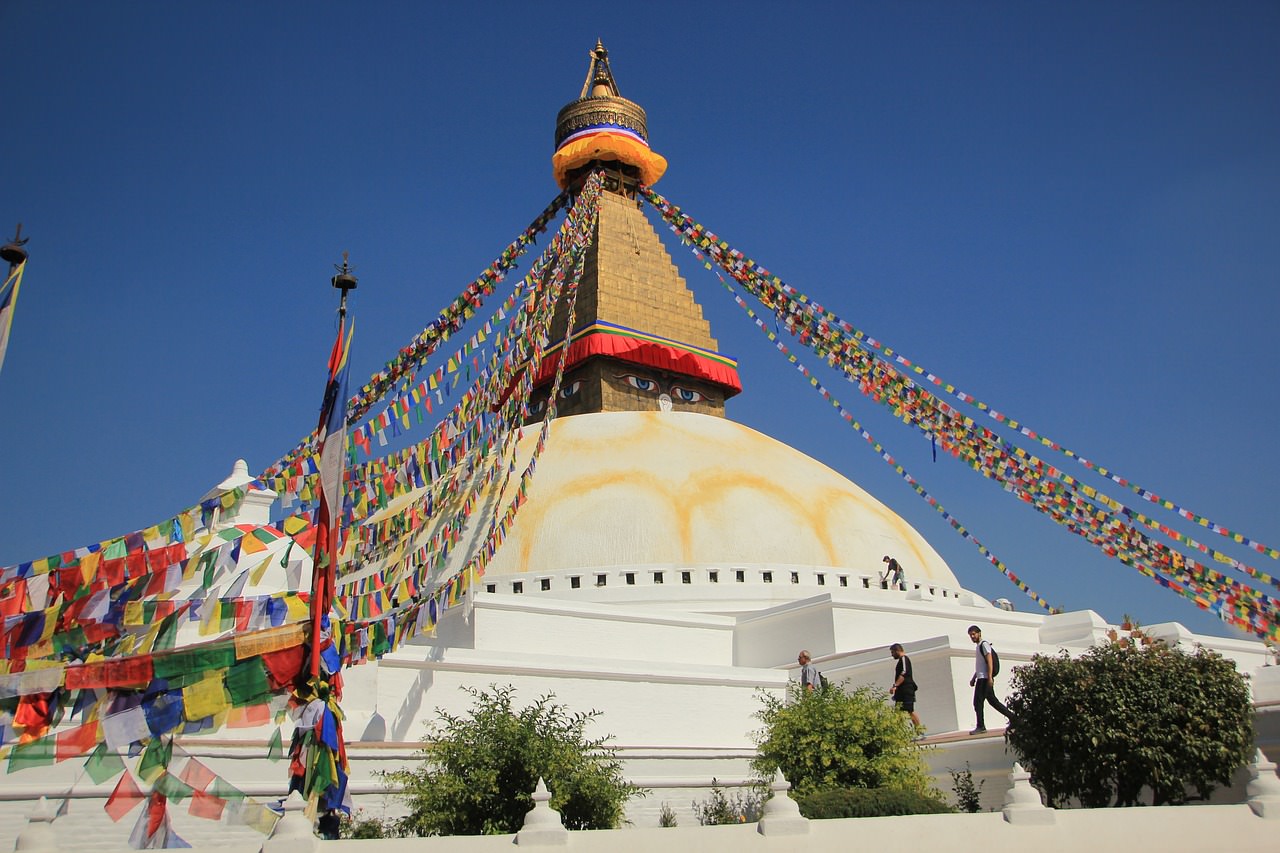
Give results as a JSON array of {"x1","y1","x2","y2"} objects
[
  {"x1": 579, "y1": 39, "x2": 621, "y2": 99},
  {"x1": 552, "y1": 40, "x2": 667, "y2": 189}
]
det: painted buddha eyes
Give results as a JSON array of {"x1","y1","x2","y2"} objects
[
  {"x1": 622, "y1": 374, "x2": 659, "y2": 394},
  {"x1": 619, "y1": 374, "x2": 705, "y2": 405},
  {"x1": 669, "y1": 385, "x2": 704, "y2": 404},
  {"x1": 558, "y1": 380, "x2": 583, "y2": 399}
]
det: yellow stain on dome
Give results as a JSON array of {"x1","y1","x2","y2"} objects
[{"x1": 462, "y1": 412, "x2": 961, "y2": 586}]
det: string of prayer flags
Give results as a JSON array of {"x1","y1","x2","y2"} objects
[
  {"x1": 261, "y1": 188, "x2": 571, "y2": 482},
  {"x1": 642, "y1": 184, "x2": 1276, "y2": 641}
]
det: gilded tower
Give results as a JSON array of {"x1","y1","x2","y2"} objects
[{"x1": 529, "y1": 42, "x2": 742, "y2": 420}]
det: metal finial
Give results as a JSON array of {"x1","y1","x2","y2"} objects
[
  {"x1": 579, "y1": 40, "x2": 619, "y2": 99},
  {"x1": 331, "y1": 251, "x2": 357, "y2": 293},
  {"x1": 1, "y1": 223, "x2": 29, "y2": 269}
]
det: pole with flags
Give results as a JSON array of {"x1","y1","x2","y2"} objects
[
  {"x1": 0, "y1": 223, "x2": 30, "y2": 374},
  {"x1": 309, "y1": 254, "x2": 356, "y2": 679},
  {"x1": 292, "y1": 255, "x2": 356, "y2": 838}
]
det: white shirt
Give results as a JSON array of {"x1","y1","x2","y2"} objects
[{"x1": 974, "y1": 640, "x2": 992, "y2": 679}]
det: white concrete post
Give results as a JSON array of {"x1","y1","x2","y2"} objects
[
  {"x1": 756, "y1": 770, "x2": 809, "y2": 836},
  {"x1": 1001, "y1": 762, "x2": 1054, "y2": 825},
  {"x1": 260, "y1": 792, "x2": 318, "y2": 853},
  {"x1": 516, "y1": 777, "x2": 569, "y2": 846},
  {"x1": 1245, "y1": 749, "x2": 1280, "y2": 819},
  {"x1": 13, "y1": 797, "x2": 56, "y2": 853}
]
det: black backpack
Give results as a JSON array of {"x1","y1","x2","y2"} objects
[
  {"x1": 989, "y1": 644, "x2": 1001, "y2": 677},
  {"x1": 818, "y1": 672, "x2": 830, "y2": 690}
]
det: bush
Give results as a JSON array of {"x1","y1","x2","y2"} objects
[
  {"x1": 692, "y1": 780, "x2": 766, "y2": 825},
  {"x1": 797, "y1": 787, "x2": 954, "y2": 818},
  {"x1": 948, "y1": 762, "x2": 984, "y2": 813},
  {"x1": 383, "y1": 684, "x2": 642, "y2": 835},
  {"x1": 339, "y1": 811, "x2": 400, "y2": 839},
  {"x1": 751, "y1": 681, "x2": 933, "y2": 795},
  {"x1": 1006, "y1": 642, "x2": 1253, "y2": 807},
  {"x1": 658, "y1": 802, "x2": 678, "y2": 827}
]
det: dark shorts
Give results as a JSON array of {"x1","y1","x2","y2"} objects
[{"x1": 894, "y1": 697, "x2": 915, "y2": 712}]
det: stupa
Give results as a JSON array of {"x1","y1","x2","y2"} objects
[{"x1": 0, "y1": 42, "x2": 1274, "y2": 849}]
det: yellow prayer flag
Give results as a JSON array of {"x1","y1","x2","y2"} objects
[
  {"x1": 123, "y1": 601, "x2": 145, "y2": 626},
  {"x1": 180, "y1": 511, "x2": 197, "y2": 542},
  {"x1": 79, "y1": 551, "x2": 101, "y2": 585},
  {"x1": 283, "y1": 595, "x2": 310, "y2": 623},
  {"x1": 282, "y1": 516, "x2": 309, "y2": 536},
  {"x1": 183, "y1": 672, "x2": 230, "y2": 721},
  {"x1": 234, "y1": 624, "x2": 304, "y2": 659},
  {"x1": 248, "y1": 554, "x2": 272, "y2": 586}
]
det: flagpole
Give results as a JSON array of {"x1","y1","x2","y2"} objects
[
  {"x1": 308, "y1": 254, "x2": 357, "y2": 679},
  {"x1": 0, "y1": 223, "x2": 27, "y2": 273},
  {"x1": 0, "y1": 224, "x2": 30, "y2": 373}
]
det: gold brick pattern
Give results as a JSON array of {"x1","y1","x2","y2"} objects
[{"x1": 543, "y1": 190, "x2": 728, "y2": 418}]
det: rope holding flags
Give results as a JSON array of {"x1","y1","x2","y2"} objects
[{"x1": 641, "y1": 184, "x2": 1277, "y2": 642}]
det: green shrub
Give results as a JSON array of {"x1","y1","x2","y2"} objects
[
  {"x1": 383, "y1": 684, "x2": 642, "y2": 835},
  {"x1": 752, "y1": 682, "x2": 932, "y2": 795},
  {"x1": 797, "y1": 787, "x2": 954, "y2": 818},
  {"x1": 948, "y1": 762, "x2": 984, "y2": 813},
  {"x1": 692, "y1": 780, "x2": 766, "y2": 825},
  {"x1": 339, "y1": 811, "x2": 400, "y2": 839},
  {"x1": 1006, "y1": 643, "x2": 1253, "y2": 807}
]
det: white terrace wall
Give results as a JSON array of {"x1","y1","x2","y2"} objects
[{"x1": 12, "y1": 795, "x2": 1280, "y2": 853}]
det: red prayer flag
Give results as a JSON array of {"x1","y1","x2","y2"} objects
[
  {"x1": 226, "y1": 702, "x2": 270, "y2": 728},
  {"x1": 104, "y1": 771, "x2": 145, "y2": 822},
  {"x1": 100, "y1": 558, "x2": 126, "y2": 586},
  {"x1": 187, "y1": 789, "x2": 226, "y2": 821},
  {"x1": 177, "y1": 758, "x2": 216, "y2": 793},
  {"x1": 125, "y1": 552, "x2": 146, "y2": 578},
  {"x1": 261, "y1": 644, "x2": 305, "y2": 691},
  {"x1": 14, "y1": 693, "x2": 53, "y2": 739},
  {"x1": 55, "y1": 721, "x2": 100, "y2": 761}
]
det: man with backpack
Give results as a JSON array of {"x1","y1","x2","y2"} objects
[
  {"x1": 967, "y1": 625, "x2": 1013, "y2": 734},
  {"x1": 797, "y1": 649, "x2": 821, "y2": 692}
]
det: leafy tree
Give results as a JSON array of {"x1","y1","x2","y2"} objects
[
  {"x1": 383, "y1": 684, "x2": 641, "y2": 835},
  {"x1": 1006, "y1": 643, "x2": 1253, "y2": 807},
  {"x1": 751, "y1": 682, "x2": 933, "y2": 795}
]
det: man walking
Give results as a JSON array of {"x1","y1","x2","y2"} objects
[
  {"x1": 967, "y1": 625, "x2": 1012, "y2": 734},
  {"x1": 797, "y1": 649, "x2": 820, "y2": 692},
  {"x1": 888, "y1": 643, "x2": 921, "y2": 728}
]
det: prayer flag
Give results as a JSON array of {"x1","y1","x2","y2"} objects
[
  {"x1": 266, "y1": 727, "x2": 283, "y2": 762},
  {"x1": 310, "y1": 318, "x2": 353, "y2": 677},
  {"x1": 104, "y1": 770, "x2": 145, "y2": 822},
  {"x1": 85, "y1": 742, "x2": 126, "y2": 784},
  {"x1": 187, "y1": 790, "x2": 226, "y2": 821},
  {"x1": 55, "y1": 720, "x2": 100, "y2": 761}
]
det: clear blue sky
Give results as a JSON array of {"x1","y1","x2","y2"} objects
[{"x1": 2, "y1": 2, "x2": 1277, "y2": 639}]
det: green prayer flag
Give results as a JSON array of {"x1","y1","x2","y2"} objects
[
  {"x1": 266, "y1": 728, "x2": 283, "y2": 763},
  {"x1": 153, "y1": 771, "x2": 194, "y2": 803},
  {"x1": 225, "y1": 658, "x2": 270, "y2": 708},
  {"x1": 305, "y1": 741, "x2": 336, "y2": 799},
  {"x1": 137, "y1": 737, "x2": 172, "y2": 783},
  {"x1": 209, "y1": 777, "x2": 245, "y2": 802},
  {"x1": 151, "y1": 612, "x2": 180, "y2": 653},
  {"x1": 85, "y1": 742, "x2": 126, "y2": 785},
  {"x1": 152, "y1": 643, "x2": 236, "y2": 682},
  {"x1": 7, "y1": 736, "x2": 56, "y2": 772}
]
